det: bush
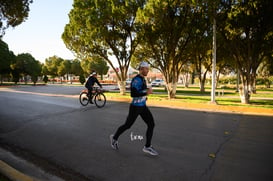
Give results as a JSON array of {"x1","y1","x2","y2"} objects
[
  {"x1": 218, "y1": 76, "x2": 237, "y2": 85},
  {"x1": 31, "y1": 75, "x2": 38, "y2": 85},
  {"x1": 79, "y1": 74, "x2": 85, "y2": 85},
  {"x1": 256, "y1": 78, "x2": 265, "y2": 85},
  {"x1": 43, "y1": 75, "x2": 48, "y2": 83}
]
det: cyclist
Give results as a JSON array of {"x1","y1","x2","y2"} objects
[{"x1": 85, "y1": 71, "x2": 102, "y2": 104}]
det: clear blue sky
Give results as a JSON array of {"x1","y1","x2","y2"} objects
[{"x1": 3, "y1": 0, "x2": 74, "y2": 63}]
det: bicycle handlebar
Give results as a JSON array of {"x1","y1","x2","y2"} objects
[{"x1": 93, "y1": 87, "x2": 105, "y2": 93}]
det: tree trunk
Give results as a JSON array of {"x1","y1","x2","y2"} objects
[
  {"x1": 239, "y1": 85, "x2": 250, "y2": 104},
  {"x1": 265, "y1": 79, "x2": 270, "y2": 88},
  {"x1": 191, "y1": 72, "x2": 195, "y2": 84},
  {"x1": 166, "y1": 82, "x2": 177, "y2": 99},
  {"x1": 199, "y1": 71, "x2": 207, "y2": 93},
  {"x1": 250, "y1": 74, "x2": 257, "y2": 94},
  {"x1": 182, "y1": 73, "x2": 189, "y2": 88},
  {"x1": 239, "y1": 72, "x2": 251, "y2": 104},
  {"x1": 24, "y1": 75, "x2": 27, "y2": 84},
  {"x1": 200, "y1": 79, "x2": 205, "y2": 93},
  {"x1": 184, "y1": 82, "x2": 189, "y2": 88},
  {"x1": 118, "y1": 81, "x2": 126, "y2": 95}
]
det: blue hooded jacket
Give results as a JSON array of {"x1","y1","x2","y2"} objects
[{"x1": 130, "y1": 74, "x2": 148, "y2": 106}]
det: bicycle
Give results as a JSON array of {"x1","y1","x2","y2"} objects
[{"x1": 79, "y1": 87, "x2": 106, "y2": 108}]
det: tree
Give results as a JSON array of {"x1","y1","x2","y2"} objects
[
  {"x1": 0, "y1": 39, "x2": 15, "y2": 83},
  {"x1": 43, "y1": 56, "x2": 63, "y2": 82},
  {"x1": 257, "y1": 54, "x2": 273, "y2": 88},
  {"x1": 221, "y1": 0, "x2": 273, "y2": 104},
  {"x1": 192, "y1": 50, "x2": 212, "y2": 93},
  {"x1": 187, "y1": 2, "x2": 212, "y2": 93},
  {"x1": 71, "y1": 59, "x2": 83, "y2": 76},
  {"x1": 80, "y1": 56, "x2": 109, "y2": 80},
  {"x1": 187, "y1": 1, "x2": 234, "y2": 93},
  {"x1": 80, "y1": 57, "x2": 93, "y2": 76},
  {"x1": 79, "y1": 74, "x2": 85, "y2": 85},
  {"x1": 62, "y1": 0, "x2": 145, "y2": 95},
  {"x1": 90, "y1": 56, "x2": 109, "y2": 80},
  {"x1": 180, "y1": 61, "x2": 194, "y2": 88},
  {"x1": 10, "y1": 53, "x2": 41, "y2": 85},
  {"x1": 136, "y1": 0, "x2": 194, "y2": 98},
  {"x1": 43, "y1": 75, "x2": 48, "y2": 84},
  {"x1": 41, "y1": 63, "x2": 49, "y2": 76},
  {"x1": 214, "y1": 32, "x2": 236, "y2": 88},
  {"x1": 29, "y1": 58, "x2": 41, "y2": 85},
  {"x1": 58, "y1": 59, "x2": 71, "y2": 82},
  {"x1": 11, "y1": 68, "x2": 20, "y2": 84},
  {"x1": 0, "y1": 0, "x2": 33, "y2": 36}
]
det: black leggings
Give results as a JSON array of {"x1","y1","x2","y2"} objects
[
  {"x1": 87, "y1": 88, "x2": 93, "y2": 97},
  {"x1": 113, "y1": 104, "x2": 155, "y2": 147}
]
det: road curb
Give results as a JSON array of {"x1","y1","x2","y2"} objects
[
  {"x1": 107, "y1": 97, "x2": 273, "y2": 116},
  {"x1": 148, "y1": 99, "x2": 273, "y2": 116},
  {"x1": 0, "y1": 160, "x2": 40, "y2": 181}
]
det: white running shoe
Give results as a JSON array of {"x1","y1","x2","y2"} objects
[
  {"x1": 143, "y1": 146, "x2": 159, "y2": 156},
  {"x1": 110, "y1": 134, "x2": 119, "y2": 150}
]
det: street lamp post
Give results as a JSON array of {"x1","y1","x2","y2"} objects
[{"x1": 211, "y1": 17, "x2": 217, "y2": 104}]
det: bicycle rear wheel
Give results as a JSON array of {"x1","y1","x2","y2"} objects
[
  {"x1": 94, "y1": 93, "x2": 106, "y2": 108},
  {"x1": 79, "y1": 92, "x2": 89, "y2": 106}
]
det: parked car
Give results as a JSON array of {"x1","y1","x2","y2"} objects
[
  {"x1": 125, "y1": 79, "x2": 131, "y2": 85},
  {"x1": 151, "y1": 79, "x2": 165, "y2": 87}
]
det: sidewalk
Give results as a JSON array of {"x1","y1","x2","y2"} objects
[
  {"x1": 0, "y1": 148, "x2": 64, "y2": 181},
  {"x1": 0, "y1": 160, "x2": 39, "y2": 181}
]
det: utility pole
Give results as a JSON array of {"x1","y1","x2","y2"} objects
[{"x1": 211, "y1": 16, "x2": 217, "y2": 104}]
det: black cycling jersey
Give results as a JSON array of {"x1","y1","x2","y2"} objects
[{"x1": 85, "y1": 76, "x2": 102, "y2": 89}]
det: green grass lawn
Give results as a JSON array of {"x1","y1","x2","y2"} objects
[
  {"x1": 2, "y1": 82, "x2": 272, "y2": 110},
  {"x1": 105, "y1": 85, "x2": 273, "y2": 110}
]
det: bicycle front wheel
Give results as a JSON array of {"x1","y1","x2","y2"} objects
[
  {"x1": 94, "y1": 93, "x2": 106, "y2": 108},
  {"x1": 79, "y1": 92, "x2": 89, "y2": 106}
]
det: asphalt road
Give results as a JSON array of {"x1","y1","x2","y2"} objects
[{"x1": 0, "y1": 85, "x2": 273, "y2": 181}]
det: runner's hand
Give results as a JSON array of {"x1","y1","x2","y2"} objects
[{"x1": 147, "y1": 87, "x2": 153, "y2": 95}]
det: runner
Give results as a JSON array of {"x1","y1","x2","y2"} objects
[{"x1": 110, "y1": 61, "x2": 158, "y2": 156}]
